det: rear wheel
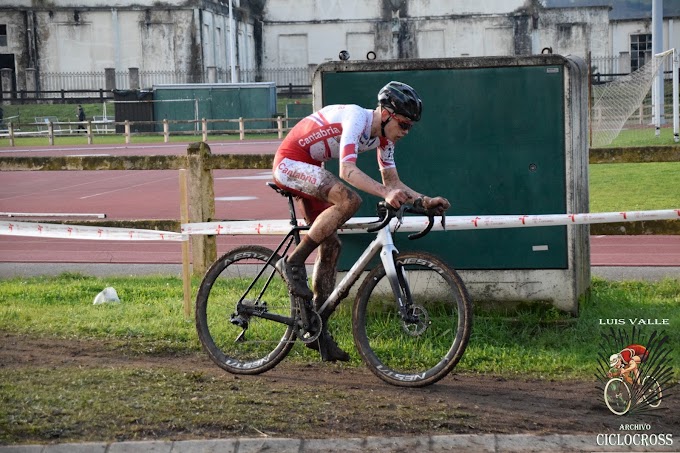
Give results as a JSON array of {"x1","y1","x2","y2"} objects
[
  {"x1": 642, "y1": 376, "x2": 662, "y2": 408},
  {"x1": 352, "y1": 252, "x2": 472, "y2": 387},
  {"x1": 195, "y1": 246, "x2": 296, "y2": 374}
]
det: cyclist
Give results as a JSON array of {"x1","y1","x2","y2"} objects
[
  {"x1": 272, "y1": 81, "x2": 450, "y2": 362},
  {"x1": 608, "y1": 344, "x2": 649, "y2": 385}
]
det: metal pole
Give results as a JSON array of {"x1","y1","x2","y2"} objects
[
  {"x1": 674, "y1": 50, "x2": 679, "y2": 142},
  {"x1": 229, "y1": 0, "x2": 238, "y2": 83},
  {"x1": 653, "y1": 0, "x2": 664, "y2": 134}
]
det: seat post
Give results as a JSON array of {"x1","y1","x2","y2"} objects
[
  {"x1": 267, "y1": 182, "x2": 300, "y2": 227},
  {"x1": 287, "y1": 194, "x2": 298, "y2": 226}
]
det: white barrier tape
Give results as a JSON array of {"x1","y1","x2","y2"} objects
[
  {"x1": 181, "y1": 209, "x2": 680, "y2": 236},
  {"x1": 3, "y1": 209, "x2": 677, "y2": 240},
  {"x1": 0, "y1": 221, "x2": 187, "y2": 242}
]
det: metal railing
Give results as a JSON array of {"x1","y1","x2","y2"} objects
[
  {"x1": 0, "y1": 115, "x2": 306, "y2": 146},
  {"x1": 38, "y1": 67, "x2": 315, "y2": 93}
]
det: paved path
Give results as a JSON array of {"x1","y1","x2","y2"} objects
[{"x1": 2, "y1": 433, "x2": 677, "y2": 452}]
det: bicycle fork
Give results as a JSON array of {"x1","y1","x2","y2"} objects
[{"x1": 316, "y1": 226, "x2": 414, "y2": 322}]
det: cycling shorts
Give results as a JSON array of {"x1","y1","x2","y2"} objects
[{"x1": 272, "y1": 155, "x2": 333, "y2": 223}]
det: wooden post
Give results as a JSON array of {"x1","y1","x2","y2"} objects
[
  {"x1": 277, "y1": 115, "x2": 283, "y2": 139},
  {"x1": 48, "y1": 121, "x2": 54, "y2": 146},
  {"x1": 239, "y1": 117, "x2": 245, "y2": 140},
  {"x1": 124, "y1": 120, "x2": 131, "y2": 144},
  {"x1": 186, "y1": 141, "x2": 216, "y2": 276},
  {"x1": 179, "y1": 169, "x2": 192, "y2": 319},
  {"x1": 8, "y1": 122, "x2": 14, "y2": 147},
  {"x1": 163, "y1": 119, "x2": 169, "y2": 143},
  {"x1": 86, "y1": 121, "x2": 93, "y2": 145},
  {"x1": 202, "y1": 118, "x2": 208, "y2": 142}
]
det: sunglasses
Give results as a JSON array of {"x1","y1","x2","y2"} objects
[{"x1": 387, "y1": 110, "x2": 413, "y2": 131}]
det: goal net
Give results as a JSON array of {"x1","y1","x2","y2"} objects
[{"x1": 591, "y1": 49, "x2": 675, "y2": 147}]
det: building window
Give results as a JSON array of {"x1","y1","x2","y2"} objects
[
  {"x1": 0, "y1": 25, "x2": 7, "y2": 47},
  {"x1": 631, "y1": 33, "x2": 652, "y2": 72}
]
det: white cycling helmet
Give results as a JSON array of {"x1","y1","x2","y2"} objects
[{"x1": 609, "y1": 353, "x2": 621, "y2": 367}]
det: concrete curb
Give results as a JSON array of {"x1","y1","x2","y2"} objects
[{"x1": 1, "y1": 434, "x2": 677, "y2": 453}]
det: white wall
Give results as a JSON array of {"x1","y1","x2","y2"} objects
[
  {"x1": 263, "y1": 0, "x2": 381, "y2": 22},
  {"x1": 536, "y1": 7, "x2": 610, "y2": 58}
]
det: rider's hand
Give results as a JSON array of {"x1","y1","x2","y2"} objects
[
  {"x1": 424, "y1": 196, "x2": 450, "y2": 215},
  {"x1": 385, "y1": 189, "x2": 409, "y2": 209}
]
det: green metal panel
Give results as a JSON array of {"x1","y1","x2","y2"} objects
[
  {"x1": 153, "y1": 83, "x2": 276, "y2": 132},
  {"x1": 153, "y1": 88, "x2": 198, "y2": 132},
  {"x1": 322, "y1": 65, "x2": 567, "y2": 270},
  {"x1": 285, "y1": 103, "x2": 313, "y2": 128},
  {"x1": 210, "y1": 88, "x2": 242, "y2": 131}
]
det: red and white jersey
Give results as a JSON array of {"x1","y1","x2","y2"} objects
[
  {"x1": 277, "y1": 104, "x2": 396, "y2": 171},
  {"x1": 620, "y1": 344, "x2": 648, "y2": 364}
]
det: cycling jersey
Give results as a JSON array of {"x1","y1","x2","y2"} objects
[
  {"x1": 276, "y1": 104, "x2": 396, "y2": 170},
  {"x1": 620, "y1": 344, "x2": 648, "y2": 364}
]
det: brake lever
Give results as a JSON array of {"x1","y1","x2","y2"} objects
[{"x1": 393, "y1": 204, "x2": 408, "y2": 233}]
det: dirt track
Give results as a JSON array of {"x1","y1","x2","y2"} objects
[{"x1": 2, "y1": 333, "x2": 678, "y2": 443}]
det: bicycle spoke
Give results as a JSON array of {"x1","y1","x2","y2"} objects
[
  {"x1": 196, "y1": 246, "x2": 296, "y2": 374},
  {"x1": 353, "y1": 252, "x2": 472, "y2": 387}
]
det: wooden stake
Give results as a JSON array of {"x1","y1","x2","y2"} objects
[{"x1": 179, "y1": 168, "x2": 192, "y2": 320}]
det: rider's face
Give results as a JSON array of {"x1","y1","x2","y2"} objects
[{"x1": 383, "y1": 109, "x2": 413, "y2": 142}]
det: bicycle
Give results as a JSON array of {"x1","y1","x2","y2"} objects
[
  {"x1": 195, "y1": 182, "x2": 473, "y2": 387},
  {"x1": 603, "y1": 368, "x2": 663, "y2": 415}
]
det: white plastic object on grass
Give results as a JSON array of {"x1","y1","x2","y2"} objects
[{"x1": 93, "y1": 287, "x2": 120, "y2": 305}]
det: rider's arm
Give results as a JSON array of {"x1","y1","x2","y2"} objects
[
  {"x1": 381, "y1": 167, "x2": 451, "y2": 212},
  {"x1": 339, "y1": 160, "x2": 392, "y2": 199},
  {"x1": 339, "y1": 161, "x2": 408, "y2": 209}
]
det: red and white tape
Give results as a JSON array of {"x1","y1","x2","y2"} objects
[
  {"x1": 182, "y1": 209, "x2": 680, "y2": 236},
  {"x1": 0, "y1": 221, "x2": 187, "y2": 241},
  {"x1": 2, "y1": 209, "x2": 678, "y2": 241}
]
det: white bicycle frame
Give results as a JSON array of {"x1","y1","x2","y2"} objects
[{"x1": 317, "y1": 223, "x2": 405, "y2": 315}]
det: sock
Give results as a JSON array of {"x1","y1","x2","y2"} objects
[{"x1": 288, "y1": 236, "x2": 319, "y2": 265}]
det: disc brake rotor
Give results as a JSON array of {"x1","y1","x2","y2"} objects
[{"x1": 401, "y1": 305, "x2": 430, "y2": 336}]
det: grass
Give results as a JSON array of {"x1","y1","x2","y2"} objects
[
  {"x1": 1, "y1": 367, "x2": 328, "y2": 442},
  {"x1": 589, "y1": 161, "x2": 680, "y2": 212},
  {"x1": 0, "y1": 273, "x2": 678, "y2": 379},
  {"x1": 0, "y1": 274, "x2": 678, "y2": 443},
  {"x1": 465, "y1": 278, "x2": 680, "y2": 378},
  {"x1": 607, "y1": 126, "x2": 680, "y2": 148}
]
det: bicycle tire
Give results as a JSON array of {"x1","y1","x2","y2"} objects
[
  {"x1": 642, "y1": 376, "x2": 662, "y2": 408},
  {"x1": 195, "y1": 245, "x2": 296, "y2": 375},
  {"x1": 352, "y1": 251, "x2": 473, "y2": 387},
  {"x1": 604, "y1": 378, "x2": 632, "y2": 415}
]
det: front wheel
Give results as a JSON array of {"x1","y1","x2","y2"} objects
[
  {"x1": 195, "y1": 245, "x2": 296, "y2": 375},
  {"x1": 352, "y1": 252, "x2": 473, "y2": 387},
  {"x1": 604, "y1": 378, "x2": 632, "y2": 415}
]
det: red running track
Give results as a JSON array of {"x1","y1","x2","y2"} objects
[{"x1": 1, "y1": 142, "x2": 679, "y2": 267}]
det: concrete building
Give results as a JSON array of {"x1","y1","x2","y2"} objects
[
  {"x1": 0, "y1": 0, "x2": 262, "y2": 92},
  {"x1": 1, "y1": 0, "x2": 679, "y2": 92}
]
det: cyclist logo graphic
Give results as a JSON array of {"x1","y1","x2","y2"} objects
[{"x1": 596, "y1": 327, "x2": 675, "y2": 416}]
